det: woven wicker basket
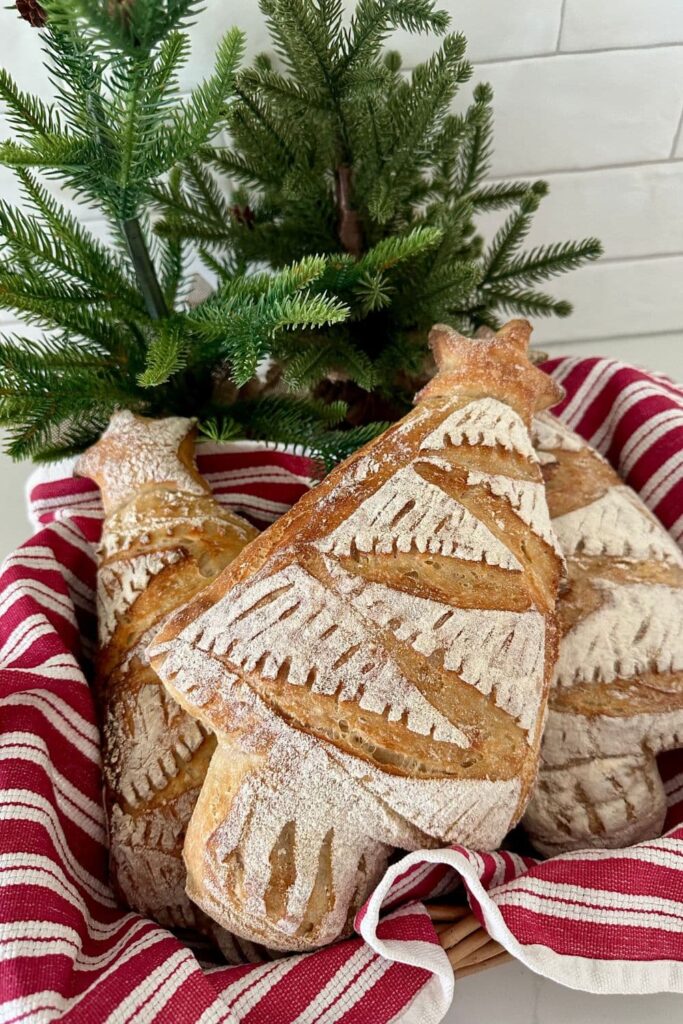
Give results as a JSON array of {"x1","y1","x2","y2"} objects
[{"x1": 427, "y1": 901, "x2": 511, "y2": 977}]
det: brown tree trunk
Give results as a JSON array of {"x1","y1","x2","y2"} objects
[{"x1": 334, "y1": 165, "x2": 364, "y2": 258}]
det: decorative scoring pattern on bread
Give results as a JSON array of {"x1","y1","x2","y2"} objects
[
  {"x1": 524, "y1": 412, "x2": 683, "y2": 855},
  {"x1": 555, "y1": 579, "x2": 683, "y2": 686},
  {"x1": 97, "y1": 550, "x2": 184, "y2": 645},
  {"x1": 419, "y1": 396, "x2": 538, "y2": 458},
  {"x1": 326, "y1": 561, "x2": 546, "y2": 732},
  {"x1": 552, "y1": 487, "x2": 682, "y2": 562},
  {"x1": 76, "y1": 412, "x2": 258, "y2": 943},
  {"x1": 317, "y1": 464, "x2": 522, "y2": 568},
  {"x1": 465, "y1": 470, "x2": 561, "y2": 554},
  {"x1": 150, "y1": 321, "x2": 564, "y2": 952}
]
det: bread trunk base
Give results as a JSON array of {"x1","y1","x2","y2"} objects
[{"x1": 182, "y1": 739, "x2": 397, "y2": 953}]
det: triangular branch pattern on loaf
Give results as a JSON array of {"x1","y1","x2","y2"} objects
[
  {"x1": 182, "y1": 562, "x2": 470, "y2": 747},
  {"x1": 327, "y1": 741, "x2": 524, "y2": 845},
  {"x1": 327, "y1": 560, "x2": 546, "y2": 732},
  {"x1": 316, "y1": 464, "x2": 522, "y2": 568},
  {"x1": 110, "y1": 681, "x2": 210, "y2": 808},
  {"x1": 420, "y1": 397, "x2": 538, "y2": 459},
  {"x1": 555, "y1": 579, "x2": 683, "y2": 687},
  {"x1": 465, "y1": 470, "x2": 561, "y2": 555},
  {"x1": 101, "y1": 491, "x2": 249, "y2": 557},
  {"x1": 553, "y1": 486, "x2": 682, "y2": 562},
  {"x1": 539, "y1": 705, "x2": 683, "y2": 765},
  {"x1": 98, "y1": 550, "x2": 183, "y2": 645}
]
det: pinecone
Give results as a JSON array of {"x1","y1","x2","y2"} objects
[{"x1": 15, "y1": 0, "x2": 46, "y2": 27}]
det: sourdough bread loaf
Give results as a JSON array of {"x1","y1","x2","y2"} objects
[
  {"x1": 77, "y1": 412, "x2": 259, "y2": 943},
  {"x1": 149, "y1": 321, "x2": 564, "y2": 951},
  {"x1": 524, "y1": 412, "x2": 683, "y2": 854}
]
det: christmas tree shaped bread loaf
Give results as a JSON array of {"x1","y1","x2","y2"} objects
[
  {"x1": 149, "y1": 321, "x2": 565, "y2": 952},
  {"x1": 524, "y1": 413, "x2": 683, "y2": 854},
  {"x1": 77, "y1": 414, "x2": 258, "y2": 951}
]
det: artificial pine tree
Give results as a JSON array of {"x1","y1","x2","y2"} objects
[
  {"x1": 0, "y1": 0, "x2": 367, "y2": 464},
  {"x1": 156, "y1": 0, "x2": 602, "y2": 423}
]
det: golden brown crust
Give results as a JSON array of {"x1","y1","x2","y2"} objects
[
  {"x1": 541, "y1": 448, "x2": 616, "y2": 518},
  {"x1": 77, "y1": 412, "x2": 258, "y2": 938},
  {"x1": 419, "y1": 320, "x2": 564, "y2": 416},
  {"x1": 150, "y1": 322, "x2": 563, "y2": 952},
  {"x1": 524, "y1": 412, "x2": 683, "y2": 854}
]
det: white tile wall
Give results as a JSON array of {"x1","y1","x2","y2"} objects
[
  {"x1": 475, "y1": 48, "x2": 683, "y2": 176},
  {"x1": 0, "y1": 1, "x2": 682, "y2": 386},
  {"x1": 506, "y1": 163, "x2": 683, "y2": 260},
  {"x1": 380, "y1": 0, "x2": 563, "y2": 64},
  {"x1": 561, "y1": 0, "x2": 683, "y2": 52},
  {"x1": 533, "y1": 255, "x2": 683, "y2": 344}
]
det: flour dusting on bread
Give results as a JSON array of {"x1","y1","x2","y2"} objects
[
  {"x1": 553, "y1": 486, "x2": 682, "y2": 562},
  {"x1": 420, "y1": 397, "x2": 537, "y2": 459},
  {"x1": 76, "y1": 413, "x2": 257, "y2": 949},
  {"x1": 317, "y1": 464, "x2": 522, "y2": 568},
  {"x1": 149, "y1": 321, "x2": 564, "y2": 952},
  {"x1": 524, "y1": 411, "x2": 683, "y2": 854}
]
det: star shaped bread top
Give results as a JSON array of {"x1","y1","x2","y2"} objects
[{"x1": 76, "y1": 410, "x2": 209, "y2": 514}]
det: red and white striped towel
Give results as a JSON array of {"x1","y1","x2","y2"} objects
[{"x1": 2, "y1": 356, "x2": 683, "y2": 1024}]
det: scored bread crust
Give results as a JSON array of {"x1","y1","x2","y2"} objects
[
  {"x1": 523, "y1": 412, "x2": 683, "y2": 855},
  {"x1": 149, "y1": 320, "x2": 565, "y2": 953},
  {"x1": 76, "y1": 412, "x2": 258, "y2": 939}
]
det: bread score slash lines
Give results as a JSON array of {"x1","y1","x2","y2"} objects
[
  {"x1": 97, "y1": 549, "x2": 183, "y2": 646},
  {"x1": 552, "y1": 486, "x2": 682, "y2": 563},
  {"x1": 171, "y1": 395, "x2": 559, "y2": 748},
  {"x1": 316, "y1": 464, "x2": 522, "y2": 569},
  {"x1": 183, "y1": 562, "x2": 469, "y2": 747},
  {"x1": 75, "y1": 411, "x2": 261, "y2": 946},
  {"x1": 111, "y1": 683, "x2": 210, "y2": 808},
  {"x1": 158, "y1": 639, "x2": 525, "y2": 858},
  {"x1": 555, "y1": 578, "x2": 683, "y2": 687},
  {"x1": 419, "y1": 396, "x2": 539, "y2": 460},
  {"x1": 101, "y1": 494, "x2": 252, "y2": 556},
  {"x1": 539, "y1": 705, "x2": 683, "y2": 766},
  {"x1": 327, "y1": 560, "x2": 546, "y2": 734},
  {"x1": 327, "y1": 742, "x2": 524, "y2": 847},
  {"x1": 465, "y1": 470, "x2": 561, "y2": 555},
  {"x1": 200, "y1": 733, "x2": 403, "y2": 939}
]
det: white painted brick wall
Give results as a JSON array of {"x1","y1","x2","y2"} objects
[{"x1": 0, "y1": 2, "x2": 681, "y2": 553}]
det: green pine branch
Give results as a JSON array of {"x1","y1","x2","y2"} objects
[
  {"x1": 0, "y1": 0, "x2": 604, "y2": 467},
  {"x1": 0, "y1": 0, "x2": 361, "y2": 463},
  {"x1": 154, "y1": 0, "x2": 602, "y2": 425},
  {"x1": 486, "y1": 238, "x2": 604, "y2": 286},
  {"x1": 200, "y1": 393, "x2": 387, "y2": 473},
  {"x1": 151, "y1": 28, "x2": 244, "y2": 175}
]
